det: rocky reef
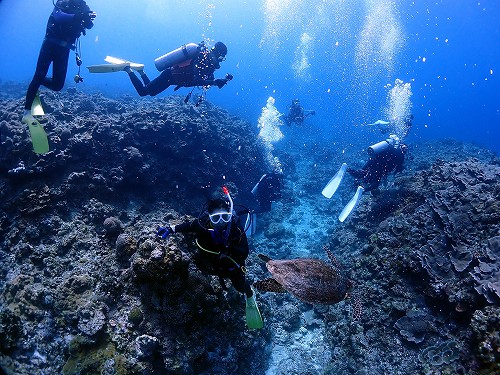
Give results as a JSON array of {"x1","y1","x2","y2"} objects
[
  {"x1": 0, "y1": 85, "x2": 268, "y2": 375},
  {"x1": 322, "y1": 157, "x2": 500, "y2": 374},
  {"x1": 0, "y1": 84, "x2": 499, "y2": 374}
]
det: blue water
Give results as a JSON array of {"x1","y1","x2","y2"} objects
[{"x1": 0, "y1": 0, "x2": 498, "y2": 153}]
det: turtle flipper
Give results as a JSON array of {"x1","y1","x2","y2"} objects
[
  {"x1": 254, "y1": 278, "x2": 287, "y2": 293},
  {"x1": 258, "y1": 253, "x2": 272, "y2": 263}
]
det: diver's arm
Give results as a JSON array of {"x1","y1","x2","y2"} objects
[
  {"x1": 171, "y1": 220, "x2": 202, "y2": 234},
  {"x1": 52, "y1": 8, "x2": 78, "y2": 23},
  {"x1": 230, "y1": 228, "x2": 250, "y2": 261}
]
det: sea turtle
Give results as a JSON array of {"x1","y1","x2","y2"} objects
[{"x1": 255, "y1": 246, "x2": 361, "y2": 318}]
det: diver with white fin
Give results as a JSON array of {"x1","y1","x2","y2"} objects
[
  {"x1": 89, "y1": 41, "x2": 232, "y2": 102},
  {"x1": 322, "y1": 135, "x2": 408, "y2": 222}
]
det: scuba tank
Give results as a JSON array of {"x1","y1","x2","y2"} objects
[
  {"x1": 367, "y1": 135, "x2": 399, "y2": 157},
  {"x1": 154, "y1": 43, "x2": 200, "y2": 72}
]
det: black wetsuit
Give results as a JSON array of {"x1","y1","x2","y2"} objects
[
  {"x1": 25, "y1": 0, "x2": 93, "y2": 111},
  {"x1": 254, "y1": 173, "x2": 283, "y2": 213},
  {"x1": 285, "y1": 102, "x2": 305, "y2": 125},
  {"x1": 173, "y1": 216, "x2": 252, "y2": 297},
  {"x1": 348, "y1": 145, "x2": 406, "y2": 192},
  {"x1": 127, "y1": 46, "x2": 221, "y2": 97},
  {"x1": 284, "y1": 101, "x2": 315, "y2": 126}
]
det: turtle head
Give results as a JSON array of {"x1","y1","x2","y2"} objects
[{"x1": 344, "y1": 279, "x2": 354, "y2": 300}]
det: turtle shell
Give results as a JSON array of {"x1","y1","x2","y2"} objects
[{"x1": 265, "y1": 258, "x2": 351, "y2": 305}]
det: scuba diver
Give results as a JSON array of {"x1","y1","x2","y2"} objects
[
  {"x1": 120, "y1": 41, "x2": 232, "y2": 99},
  {"x1": 23, "y1": 0, "x2": 96, "y2": 124},
  {"x1": 322, "y1": 135, "x2": 408, "y2": 222},
  {"x1": 156, "y1": 187, "x2": 263, "y2": 329},
  {"x1": 283, "y1": 98, "x2": 315, "y2": 126},
  {"x1": 251, "y1": 172, "x2": 284, "y2": 213}
]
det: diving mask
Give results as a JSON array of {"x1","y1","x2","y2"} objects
[{"x1": 209, "y1": 211, "x2": 232, "y2": 225}]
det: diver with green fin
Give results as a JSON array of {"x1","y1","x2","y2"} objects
[
  {"x1": 157, "y1": 186, "x2": 263, "y2": 329},
  {"x1": 22, "y1": 0, "x2": 96, "y2": 154}
]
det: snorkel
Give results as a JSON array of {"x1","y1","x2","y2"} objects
[
  {"x1": 206, "y1": 186, "x2": 233, "y2": 245},
  {"x1": 222, "y1": 185, "x2": 234, "y2": 215}
]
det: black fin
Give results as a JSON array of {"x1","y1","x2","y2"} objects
[
  {"x1": 258, "y1": 253, "x2": 272, "y2": 263},
  {"x1": 254, "y1": 278, "x2": 287, "y2": 293}
]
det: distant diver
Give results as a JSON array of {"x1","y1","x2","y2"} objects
[
  {"x1": 251, "y1": 171, "x2": 284, "y2": 213},
  {"x1": 283, "y1": 98, "x2": 315, "y2": 126},
  {"x1": 22, "y1": 0, "x2": 95, "y2": 154},
  {"x1": 322, "y1": 135, "x2": 408, "y2": 222},
  {"x1": 156, "y1": 186, "x2": 263, "y2": 329},
  {"x1": 88, "y1": 41, "x2": 232, "y2": 103}
]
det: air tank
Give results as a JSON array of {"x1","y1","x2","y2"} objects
[
  {"x1": 367, "y1": 138, "x2": 395, "y2": 157},
  {"x1": 154, "y1": 43, "x2": 200, "y2": 72}
]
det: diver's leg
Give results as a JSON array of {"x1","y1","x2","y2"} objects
[
  {"x1": 126, "y1": 69, "x2": 171, "y2": 97},
  {"x1": 144, "y1": 69, "x2": 173, "y2": 96},
  {"x1": 125, "y1": 68, "x2": 149, "y2": 97},
  {"x1": 43, "y1": 46, "x2": 70, "y2": 91},
  {"x1": 139, "y1": 71, "x2": 151, "y2": 85},
  {"x1": 229, "y1": 270, "x2": 253, "y2": 297},
  {"x1": 25, "y1": 43, "x2": 53, "y2": 110},
  {"x1": 347, "y1": 168, "x2": 366, "y2": 180}
]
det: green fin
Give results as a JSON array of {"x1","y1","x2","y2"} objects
[
  {"x1": 23, "y1": 116, "x2": 49, "y2": 154},
  {"x1": 31, "y1": 93, "x2": 45, "y2": 116},
  {"x1": 245, "y1": 292, "x2": 263, "y2": 329}
]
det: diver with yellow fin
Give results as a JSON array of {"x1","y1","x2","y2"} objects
[
  {"x1": 24, "y1": 93, "x2": 49, "y2": 154},
  {"x1": 22, "y1": 0, "x2": 96, "y2": 154},
  {"x1": 156, "y1": 186, "x2": 263, "y2": 329}
]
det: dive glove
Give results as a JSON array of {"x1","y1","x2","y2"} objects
[
  {"x1": 157, "y1": 226, "x2": 173, "y2": 239},
  {"x1": 213, "y1": 79, "x2": 227, "y2": 89}
]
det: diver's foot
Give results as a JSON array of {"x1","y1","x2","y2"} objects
[
  {"x1": 34, "y1": 115, "x2": 48, "y2": 124},
  {"x1": 124, "y1": 65, "x2": 133, "y2": 74},
  {"x1": 22, "y1": 110, "x2": 33, "y2": 125}
]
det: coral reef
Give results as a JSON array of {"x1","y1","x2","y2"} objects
[
  {"x1": 322, "y1": 156, "x2": 500, "y2": 374},
  {"x1": 1, "y1": 84, "x2": 499, "y2": 374},
  {"x1": 0, "y1": 86, "x2": 268, "y2": 375}
]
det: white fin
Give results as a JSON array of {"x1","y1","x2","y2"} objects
[
  {"x1": 105, "y1": 56, "x2": 144, "y2": 70},
  {"x1": 339, "y1": 186, "x2": 364, "y2": 222},
  {"x1": 322, "y1": 163, "x2": 347, "y2": 198},
  {"x1": 87, "y1": 63, "x2": 130, "y2": 73}
]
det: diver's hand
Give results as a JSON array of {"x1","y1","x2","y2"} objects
[
  {"x1": 157, "y1": 226, "x2": 173, "y2": 239},
  {"x1": 80, "y1": 11, "x2": 96, "y2": 30},
  {"x1": 213, "y1": 79, "x2": 227, "y2": 89}
]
